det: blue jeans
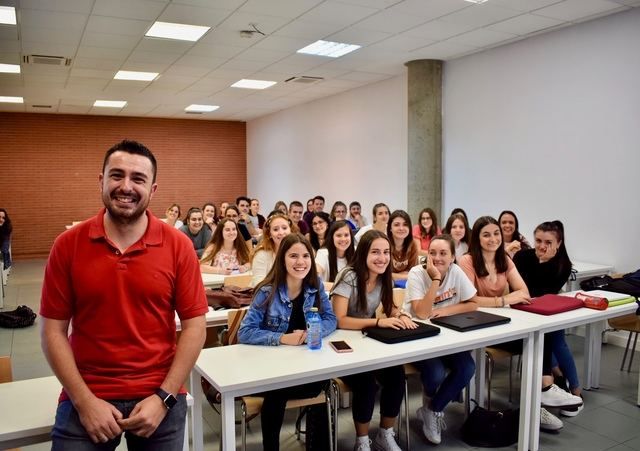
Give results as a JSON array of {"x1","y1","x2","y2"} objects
[
  {"x1": 414, "y1": 351, "x2": 475, "y2": 412},
  {"x1": 51, "y1": 395, "x2": 186, "y2": 451},
  {"x1": 549, "y1": 329, "x2": 580, "y2": 390}
]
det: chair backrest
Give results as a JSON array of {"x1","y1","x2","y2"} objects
[
  {"x1": 223, "y1": 273, "x2": 253, "y2": 288},
  {"x1": 0, "y1": 356, "x2": 13, "y2": 383},
  {"x1": 323, "y1": 282, "x2": 334, "y2": 292},
  {"x1": 376, "y1": 288, "x2": 406, "y2": 318},
  {"x1": 223, "y1": 308, "x2": 249, "y2": 346}
]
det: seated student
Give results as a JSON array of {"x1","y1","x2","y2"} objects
[
  {"x1": 250, "y1": 198, "x2": 266, "y2": 229},
  {"x1": 450, "y1": 207, "x2": 468, "y2": 224},
  {"x1": 0, "y1": 208, "x2": 12, "y2": 271},
  {"x1": 309, "y1": 211, "x2": 331, "y2": 251},
  {"x1": 458, "y1": 216, "x2": 582, "y2": 431},
  {"x1": 413, "y1": 208, "x2": 441, "y2": 257},
  {"x1": 499, "y1": 210, "x2": 531, "y2": 258},
  {"x1": 330, "y1": 201, "x2": 356, "y2": 230},
  {"x1": 238, "y1": 233, "x2": 337, "y2": 451},
  {"x1": 179, "y1": 207, "x2": 212, "y2": 258},
  {"x1": 200, "y1": 218, "x2": 251, "y2": 274},
  {"x1": 331, "y1": 230, "x2": 415, "y2": 451},
  {"x1": 289, "y1": 200, "x2": 309, "y2": 235},
  {"x1": 514, "y1": 220, "x2": 583, "y2": 416},
  {"x1": 387, "y1": 210, "x2": 419, "y2": 281},
  {"x1": 236, "y1": 196, "x2": 260, "y2": 237},
  {"x1": 202, "y1": 202, "x2": 218, "y2": 232},
  {"x1": 224, "y1": 205, "x2": 253, "y2": 247},
  {"x1": 354, "y1": 203, "x2": 390, "y2": 246},
  {"x1": 272, "y1": 200, "x2": 288, "y2": 215},
  {"x1": 349, "y1": 201, "x2": 368, "y2": 231},
  {"x1": 303, "y1": 198, "x2": 315, "y2": 226},
  {"x1": 250, "y1": 213, "x2": 293, "y2": 287},
  {"x1": 219, "y1": 201, "x2": 229, "y2": 221},
  {"x1": 404, "y1": 234, "x2": 477, "y2": 445},
  {"x1": 443, "y1": 213, "x2": 470, "y2": 261},
  {"x1": 315, "y1": 220, "x2": 355, "y2": 283},
  {"x1": 161, "y1": 203, "x2": 184, "y2": 229}
]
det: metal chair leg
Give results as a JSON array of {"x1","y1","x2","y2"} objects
[
  {"x1": 508, "y1": 355, "x2": 513, "y2": 403},
  {"x1": 627, "y1": 332, "x2": 638, "y2": 372},
  {"x1": 241, "y1": 401, "x2": 247, "y2": 451},
  {"x1": 404, "y1": 377, "x2": 410, "y2": 451},
  {"x1": 486, "y1": 353, "x2": 494, "y2": 409},
  {"x1": 621, "y1": 331, "x2": 633, "y2": 370}
]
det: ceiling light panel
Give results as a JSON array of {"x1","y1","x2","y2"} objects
[
  {"x1": 93, "y1": 100, "x2": 127, "y2": 108},
  {"x1": 0, "y1": 96, "x2": 23, "y2": 103},
  {"x1": 0, "y1": 6, "x2": 16, "y2": 25},
  {"x1": 0, "y1": 63, "x2": 20, "y2": 73},
  {"x1": 114, "y1": 70, "x2": 159, "y2": 81},
  {"x1": 145, "y1": 21, "x2": 210, "y2": 42},
  {"x1": 231, "y1": 79, "x2": 277, "y2": 89},
  {"x1": 185, "y1": 104, "x2": 219, "y2": 112},
  {"x1": 297, "y1": 40, "x2": 361, "y2": 58}
]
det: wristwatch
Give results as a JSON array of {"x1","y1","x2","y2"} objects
[{"x1": 155, "y1": 388, "x2": 177, "y2": 410}]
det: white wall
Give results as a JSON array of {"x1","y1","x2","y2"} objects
[
  {"x1": 443, "y1": 8, "x2": 640, "y2": 272},
  {"x1": 248, "y1": 8, "x2": 640, "y2": 272},
  {"x1": 247, "y1": 75, "x2": 408, "y2": 220}
]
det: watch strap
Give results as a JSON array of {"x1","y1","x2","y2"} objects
[{"x1": 155, "y1": 388, "x2": 177, "y2": 410}]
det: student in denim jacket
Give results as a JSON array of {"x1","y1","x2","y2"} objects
[{"x1": 238, "y1": 233, "x2": 337, "y2": 451}]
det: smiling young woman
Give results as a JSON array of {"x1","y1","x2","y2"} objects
[{"x1": 315, "y1": 220, "x2": 355, "y2": 283}]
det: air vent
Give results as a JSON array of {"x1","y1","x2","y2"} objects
[
  {"x1": 23, "y1": 55, "x2": 72, "y2": 66},
  {"x1": 185, "y1": 111, "x2": 203, "y2": 115},
  {"x1": 284, "y1": 76, "x2": 324, "y2": 84},
  {"x1": 31, "y1": 105, "x2": 52, "y2": 108}
]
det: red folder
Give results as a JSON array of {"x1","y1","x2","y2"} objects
[{"x1": 511, "y1": 294, "x2": 583, "y2": 315}]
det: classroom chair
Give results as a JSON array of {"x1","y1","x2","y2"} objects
[{"x1": 608, "y1": 313, "x2": 640, "y2": 371}]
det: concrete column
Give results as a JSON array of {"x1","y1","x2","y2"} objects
[{"x1": 405, "y1": 59, "x2": 443, "y2": 222}]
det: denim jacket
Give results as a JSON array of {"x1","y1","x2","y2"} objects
[{"x1": 237, "y1": 279, "x2": 337, "y2": 346}]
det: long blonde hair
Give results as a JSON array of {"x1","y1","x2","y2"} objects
[{"x1": 251, "y1": 213, "x2": 296, "y2": 263}]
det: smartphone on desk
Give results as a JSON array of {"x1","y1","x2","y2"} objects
[{"x1": 330, "y1": 340, "x2": 353, "y2": 353}]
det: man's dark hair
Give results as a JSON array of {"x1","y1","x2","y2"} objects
[
  {"x1": 289, "y1": 200, "x2": 303, "y2": 209},
  {"x1": 103, "y1": 140, "x2": 157, "y2": 182},
  {"x1": 236, "y1": 196, "x2": 251, "y2": 205},
  {"x1": 313, "y1": 195, "x2": 325, "y2": 202},
  {"x1": 349, "y1": 201, "x2": 361, "y2": 209}
]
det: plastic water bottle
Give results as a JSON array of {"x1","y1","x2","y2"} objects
[{"x1": 306, "y1": 307, "x2": 322, "y2": 350}]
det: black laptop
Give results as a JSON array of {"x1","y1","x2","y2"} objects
[
  {"x1": 363, "y1": 322, "x2": 440, "y2": 344},
  {"x1": 431, "y1": 310, "x2": 510, "y2": 332}
]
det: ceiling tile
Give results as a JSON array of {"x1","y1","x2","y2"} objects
[
  {"x1": 77, "y1": 46, "x2": 131, "y2": 60},
  {"x1": 0, "y1": 40, "x2": 20, "y2": 53},
  {"x1": 85, "y1": 16, "x2": 152, "y2": 37},
  {"x1": 488, "y1": 0, "x2": 564, "y2": 12},
  {"x1": 533, "y1": 0, "x2": 625, "y2": 21},
  {"x1": 157, "y1": 3, "x2": 232, "y2": 27},
  {"x1": 0, "y1": 26, "x2": 18, "y2": 41},
  {"x1": 252, "y1": 35, "x2": 310, "y2": 52},
  {"x1": 20, "y1": 26, "x2": 84, "y2": 45},
  {"x1": 236, "y1": 47, "x2": 289, "y2": 64},
  {"x1": 21, "y1": 41, "x2": 79, "y2": 55},
  {"x1": 448, "y1": 28, "x2": 518, "y2": 47},
  {"x1": 197, "y1": 28, "x2": 262, "y2": 48},
  {"x1": 403, "y1": 19, "x2": 478, "y2": 41},
  {"x1": 410, "y1": 40, "x2": 477, "y2": 60},
  {"x1": 20, "y1": 9, "x2": 88, "y2": 30},
  {"x1": 81, "y1": 32, "x2": 142, "y2": 49},
  {"x1": 217, "y1": 58, "x2": 270, "y2": 72},
  {"x1": 336, "y1": 71, "x2": 392, "y2": 82},
  {"x1": 327, "y1": 27, "x2": 392, "y2": 46},
  {"x1": 66, "y1": 77, "x2": 111, "y2": 89},
  {"x1": 69, "y1": 68, "x2": 115, "y2": 79},
  {"x1": 487, "y1": 13, "x2": 565, "y2": 35},
  {"x1": 439, "y1": 3, "x2": 523, "y2": 27},
  {"x1": 389, "y1": 0, "x2": 471, "y2": 20},
  {"x1": 163, "y1": 64, "x2": 213, "y2": 77},
  {"x1": 127, "y1": 49, "x2": 181, "y2": 65},
  {"x1": 92, "y1": 0, "x2": 168, "y2": 21},
  {"x1": 338, "y1": 0, "x2": 403, "y2": 8},
  {"x1": 58, "y1": 104, "x2": 92, "y2": 114},
  {"x1": 273, "y1": 19, "x2": 344, "y2": 39},
  {"x1": 73, "y1": 57, "x2": 125, "y2": 71},
  {"x1": 238, "y1": 0, "x2": 323, "y2": 18},
  {"x1": 300, "y1": 1, "x2": 379, "y2": 26},
  {"x1": 187, "y1": 41, "x2": 246, "y2": 58},
  {"x1": 355, "y1": 10, "x2": 429, "y2": 33},
  {"x1": 173, "y1": 54, "x2": 227, "y2": 69},
  {"x1": 119, "y1": 61, "x2": 171, "y2": 73},
  {"x1": 369, "y1": 34, "x2": 434, "y2": 52},
  {"x1": 20, "y1": 0, "x2": 94, "y2": 14},
  {"x1": 0, "y1": 104, "x2": 26, "y2": 112},
  {"x1": 0, "y1": 74, "x2": 22, "y2": 87},
  {"x1": 135, "y1": 37, "x2": 194, "y2": 54},
  {"x1": 215, "y1": 11, "x2": 293, "y2": 34}
]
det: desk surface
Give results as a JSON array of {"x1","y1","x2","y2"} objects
[
  {"x1": 572, "y1": 261, "x2": 614, "y2": 277},
  {"x1": 0, "y1": 376, "x2": 60, "y2": 446}
]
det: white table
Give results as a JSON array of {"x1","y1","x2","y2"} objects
[
  {"x1": 201, "y1": 273, "x2": 225, "y2": 289},
  {"x1": 191, "y1": 317, "x2": 539, "y2": 451},
  {"x1": 0, "y1": 376, "x2": 194, "y2": 450},
  {"x1": 176, "y1": 306, "x2": 241, "y2": 331},
  {"x1": 568, "y1": 261, "x2": 614, "y2": 291}
]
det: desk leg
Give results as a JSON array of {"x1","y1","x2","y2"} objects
[
  {"x1": 220, "y1": 394, "x2": 236, "y2": 451},
  {"x1": 517, "y1": 332, "x2": 534, "y2": 451},
  {"x1": 527, "y1": 331, "x2": 544, "y2": 451},
  {"x1": 583, "y1": 321, "x2": 603, "y2": 390},
  {"x1": 190, "y1": 370, "x2": 204, "y2": 451},
  {"x1": 473, "y1": 348, "x2": 486, "y2": 407},
  {"x1": 637, "y1": 368, "x2": 640, "y2": 406}
]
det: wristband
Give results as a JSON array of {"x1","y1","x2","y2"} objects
[{"x1": 432, "y1": 278, "x2": 441, "y2": 283}]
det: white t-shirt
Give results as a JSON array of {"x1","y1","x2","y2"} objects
[
  {"x1": 454, "y1": 241, "x2": 469, "y2": 261},
  {"x1": 331, "y1": 268, "x2": 381, "y2": 318},
  {"x1": 354, "y1": 224, "x2": 373, "y2": 247},
  {"x1": 250, "y1": 250, "x2": 275, "y2": 288},
  {"x1": 315, "y1": 248, "x2": 347, "y2": 282},
  {"x1": 403, "y1": 263, "x2": 477, "y2": 315}
]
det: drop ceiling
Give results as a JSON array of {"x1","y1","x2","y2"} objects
[{"x1": 0, "y1": 0, "x2": 638, "y2": 121}]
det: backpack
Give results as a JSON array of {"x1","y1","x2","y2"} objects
[
  {"x1": 0, "y1": 305, "x2": 37, "y2": 328},
  {"x1": 580, "y1": 271, "x2": 640, "y2": 299}
]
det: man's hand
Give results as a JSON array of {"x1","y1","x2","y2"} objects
[
  {"x1": 118, "y1": 395, "x2": 168, "y2": 438},
  {"x1": 75, "y1": 396, "x2": 123, "y2": 443}
]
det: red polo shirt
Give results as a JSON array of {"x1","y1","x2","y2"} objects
[{"x1": 40, "y1": 209, "x2": 208, "y2": 401}]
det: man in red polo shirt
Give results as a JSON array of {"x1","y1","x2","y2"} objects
[{"x1": 40, "y1": 140, "x2": 207, "y2": 450}]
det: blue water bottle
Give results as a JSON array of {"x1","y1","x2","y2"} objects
[{"x1": 306, "y1": 307, "x2": 322, "y2": 350}]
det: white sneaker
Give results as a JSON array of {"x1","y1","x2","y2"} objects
[
  {"x1": 541, "y1": 384, "x2": 584, "y2": 408},
  {"x1": 372, "y1": 427, "x2": 402, "y2": 451},
  {"x1": 560, "y1": 402, "x2": 584, "y2": 417},
  {"x1": 417, "y1": 406, "x2": 446, "y2": 445},
  {"x1": 354, "y1": 436, "x2": 372, "y2": 451},
  {"x1": 540, "y1": 407, "x2": 563, "y2": 431}
]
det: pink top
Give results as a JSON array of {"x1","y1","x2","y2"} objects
[
  {"x1": 457, "y1": 254, "x2": 516, "y2": 297},
  {"x1": 210, "y1": 248, "x2": 241, "y2": 270},
  {"x1": 411, "y1": 224, "x2": 442, "y2": 251}
]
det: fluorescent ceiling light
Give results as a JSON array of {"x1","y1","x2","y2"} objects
[
  {"x1": 0, "y1": 63, "x2": 20, "y2": 74},
  {"x1": 114, "y1": 70, "x2": 159, "y2": 81},
  {"x1": 0, "y1": 6, "x2": 17, "y2": 25},
  {"x1": 0, "y1": 96, "x2": 23, "y2": 103},
  {"x1": 145, "y1": 21, "x2": 210, "y2": 42},
  {"x1": 94, "y1": 100, "x2": 127, "y2": 108},
  {"x1": 297, "y1": 40, "x2": 361, "y2": 58},
  {"x1": 185, "y1": 104, "x2": 219, "y2": 113},
  {"x1": 231, "y1": 79, "x2": 277, "y2": 90}
]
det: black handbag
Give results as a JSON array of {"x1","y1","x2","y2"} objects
[
  {"x1": 461, "y1": 401, "x2": 519, "y2": 447},
  {"x1": 0, "y1": 305, "x2": 36, "y2": 328}
]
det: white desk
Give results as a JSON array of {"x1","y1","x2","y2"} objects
[
  {"x1": 201, "y1": 273, "x2": 225, "y2": 289},
  {"x1": 191, "y1": 317, "x2": 539, "y2": 451},
  {"x1": 568, "y1": 261, "x2": 614, "y2": 291},
  {"x1": 0, "y1": 376, "x2": 194, "y2": 450},
  {"x1": 176, "y1": 306, "x2": 244, "y2": 331}
]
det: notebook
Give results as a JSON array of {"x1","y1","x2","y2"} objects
[
  {"x1": 511, "y1": 294, "x2": 583, "y2": 315},
  {"x1": 431, "y1": 310, "x2": 511, "y2": 332},
  {"x1": 363, "y1": 322, "x2": 440, "y2": 344}
]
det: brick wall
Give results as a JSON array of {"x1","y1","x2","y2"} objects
[{"x1": 0, "y1": 113, "x2": 246, "y2": 259}]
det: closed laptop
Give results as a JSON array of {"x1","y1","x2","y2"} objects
[
  {"x1": 431, "y1": 310, "x2": 511, "y2": 332},
  {"x1": 511, "y1": 294, "x2": 583, "y2": 315},
  {"x1": 363, "y1": 322, "x2": 440, "y2": 344}
]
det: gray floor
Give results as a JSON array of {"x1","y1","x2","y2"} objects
[{"x1": 2, "y1": 259, "x2": 639, "y2": 451}]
